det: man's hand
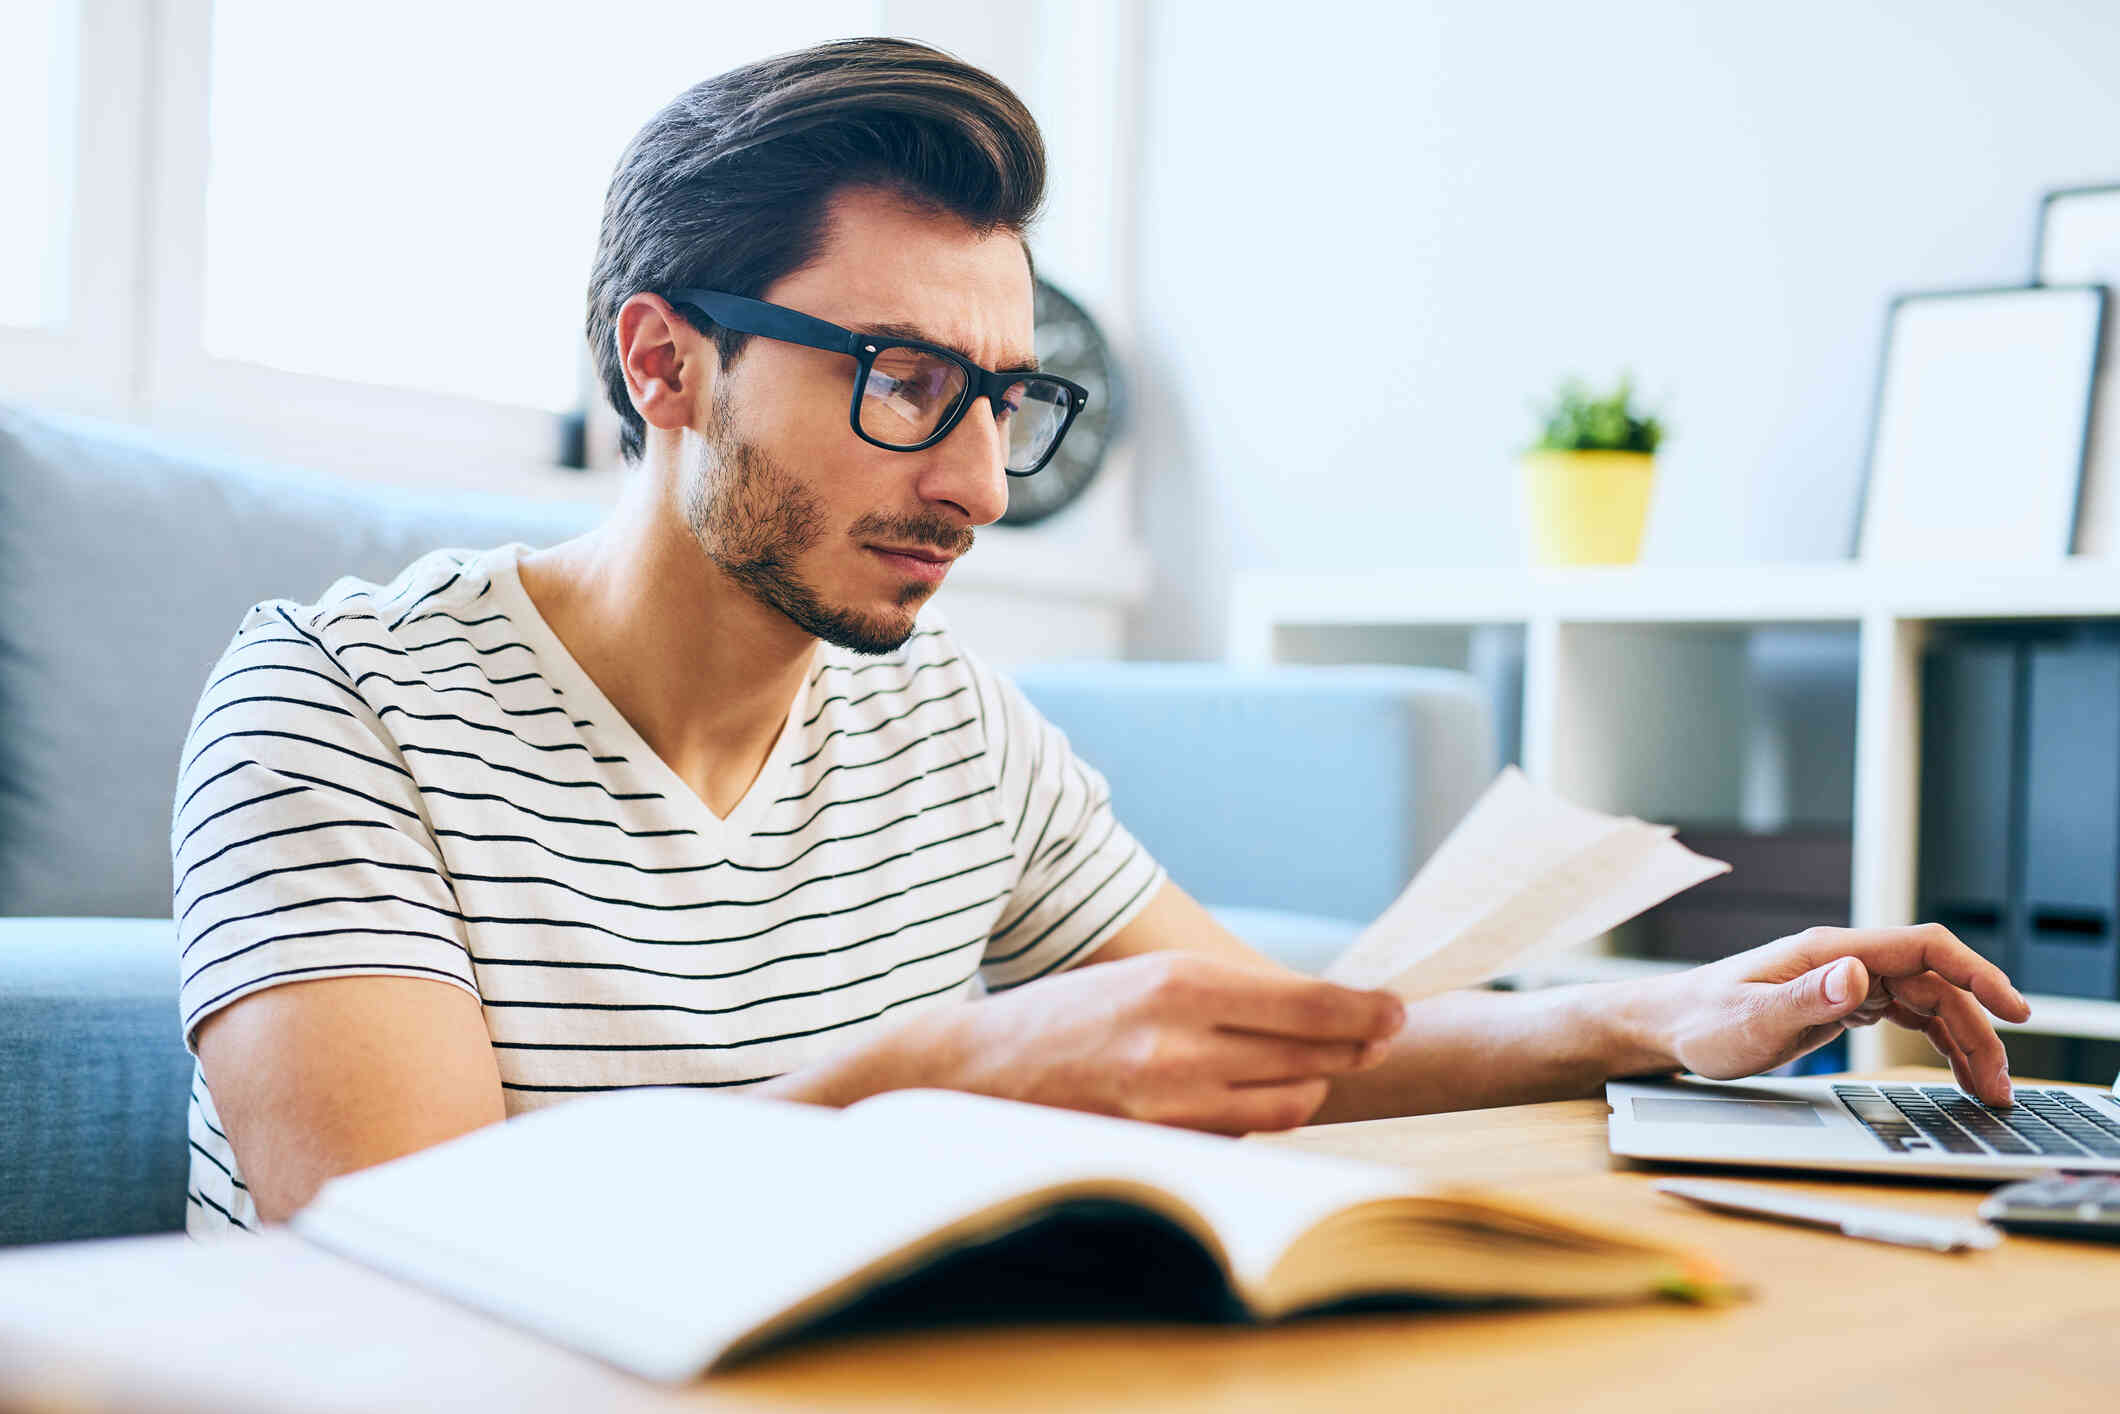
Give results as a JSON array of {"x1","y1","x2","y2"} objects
[
  {"x1": 1632, "y1": 923, "x2": 2033, "y2": 1105},
  {"x1": 913, "y1": 952, "x2": 1407, "y2": 1135}
]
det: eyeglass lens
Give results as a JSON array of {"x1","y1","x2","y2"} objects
[{"x1": 858, "y1": 346, "x2": 1072, "y2": 471}]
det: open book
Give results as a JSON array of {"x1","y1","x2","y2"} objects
[{"x1": 293, "y1": 1085, "x2": 1734, "y2": 1382}]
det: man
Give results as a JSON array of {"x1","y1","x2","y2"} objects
[{"x1": 174, "y1": 37, "x2": 2028, "y2": 1239}]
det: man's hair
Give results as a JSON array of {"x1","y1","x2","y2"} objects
[{"x1": 585, "y1": 37, "x2": 1047, "y2": 464}]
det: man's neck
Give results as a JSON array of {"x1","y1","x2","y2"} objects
[{"x1": 515, "y1": 478, "x2": 818, "y2": 820}]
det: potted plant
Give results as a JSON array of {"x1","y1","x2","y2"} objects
[{"x1": 1520, "y1": 372, "x2": 1666, "y2": 565}]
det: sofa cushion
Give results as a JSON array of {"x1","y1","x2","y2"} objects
[
  {"x1": 1205, "y1": 905, "x2": 1361, "y2": 975},
  {"x1": 1010, "y1": 662, "x2": 1492, "y2": 927},
  {"x1": 0, "y1": 917, "x2": 190, "y2": 1245},
  {"x1": 0, "y1": 405, "x2": 602, "y2": 918}
]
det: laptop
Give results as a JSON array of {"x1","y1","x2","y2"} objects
[{"x1": 1606, "y1": 1074, "x2": 2120, "y2": 1180}]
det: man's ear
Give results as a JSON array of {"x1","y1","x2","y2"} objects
[{"x1": 615, "y1": 293, "x2": 717, "y2": 439}]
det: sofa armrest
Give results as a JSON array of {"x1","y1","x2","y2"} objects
[{"x1": 0, "y1": 918, "x2": 191, "y2": 1246}]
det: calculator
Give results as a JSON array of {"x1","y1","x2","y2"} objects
[{"x1": 1977, "y1": 1174, "x2": 2120, "y2": 1242}]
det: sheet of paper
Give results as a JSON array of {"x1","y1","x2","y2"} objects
[{"x1": 1324, "y1": 767, "x2": 1729, "y2": 998}]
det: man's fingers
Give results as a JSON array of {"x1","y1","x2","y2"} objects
[
  {"x1": 1771, "y1": 957, "x2": 1868, "y2": 1028},
  {"x1": 1879, "y1": 998, "x2": 1974, "y2": 1091},
  {"x1": 1908, "y1": 1005, "x2": 1984, "y2": 1099},
  {"x1": 1788, "y1": 925, "x2": 2028, "y2": 1022},
  {"x1": 1174, "y1": 959, "x2": 1405, "y2": 1043},
  {"x1": 1842, "y1": 1000, "x2": 1886, "y2": 1028},
  {"x1": 1839, "y1": 974, "x2": 1890, "y2": 1028},
  {"x1": 1888, "y1": 972, "x2": 2014, "y2": 1104},
  {"x1": 1210, "y1": 1031, "x2": 1374, "y2": 1084},
  {"x1": 1188, "y1": 1077, "x2": 1333, "y2": 1135}
]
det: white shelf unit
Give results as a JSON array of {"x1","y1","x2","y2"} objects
[{"x1": 1228, "y1": 560, "x2": 2120, "y2": 1072}]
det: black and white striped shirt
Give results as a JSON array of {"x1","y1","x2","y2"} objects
[{"x1": 172, "y1": 541, "x2": 1167, "y2": 1237}]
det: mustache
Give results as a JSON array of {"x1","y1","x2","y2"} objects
[{"x1": 867, "y1": 527, "x2": 973, "y2": 557}]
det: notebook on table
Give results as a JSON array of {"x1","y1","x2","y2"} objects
[{"x1": 292, "y1": 1086, "x2": 1736, "y2": 1382}]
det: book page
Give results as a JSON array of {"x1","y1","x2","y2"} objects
[
  {"x1": 1324, "y1": 767, "x2": 1728, "y2": 997},
  {"x1": 294, "y1": 1088, "x2": 1192, "y2": 1382},
  {"x1": 845, "y1": 1089, "x2": 1419, "y2": 1290}
]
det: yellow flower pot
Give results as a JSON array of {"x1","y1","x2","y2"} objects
[{"x1": 1519, "y1": 450, "x2": 1657, "y2": 566}]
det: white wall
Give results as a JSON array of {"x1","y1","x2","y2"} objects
[{"x1": 1126, "y1": 1, "x2": 2120, "y2": 659}]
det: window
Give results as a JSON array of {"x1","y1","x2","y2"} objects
[
  {"x1": 0, "y1": 0, "x2": 77, "y2": 331},
  {"x1": 0, "y1": 0, "x2": 1135, "y2": 512},
  {"x1": 199, "y1": 1, "x2": 880, "y2": 416}
]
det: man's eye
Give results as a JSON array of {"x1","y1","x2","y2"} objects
[{"x1": 995, "y1": 398, "x2": 1022, "y2": 421}]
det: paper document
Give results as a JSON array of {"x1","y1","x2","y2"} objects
[{"x1": 1324, "y1": 767, "x2": 1730, "y2": 999}]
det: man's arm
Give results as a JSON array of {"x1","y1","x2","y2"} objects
[
  {"x1": 207, "y1": 886, "x2": 1403, "y2": 1219},
  {"x1": 195, "y1": 977, "x2": 507, "y2": 1223},
  {"x1": 1068, "y1": 877, "x2": 1664, "y2": 1121},
  {"x1": 754, "y1": 934, "x2": 1405, "y2": 1135},
  {"x1": 1304, "y1": 981, "x2": 1668, "y2": 1123},
  {"x1": 1071, "y1": 877, "x2": 2033, "y2": 1121}
]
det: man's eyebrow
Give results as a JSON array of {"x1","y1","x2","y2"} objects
[{"x1": 858, "y1": 320, "x2": 1040, "y2": 373}]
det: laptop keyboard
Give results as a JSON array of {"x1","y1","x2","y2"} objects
[{"x1": 1833, "y1": 1084, "x2": 2120, "y2": 1159}]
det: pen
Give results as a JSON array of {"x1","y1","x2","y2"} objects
[{"x1": 1653, "y1": 1178, "x2": 2002, "y2": 1252}]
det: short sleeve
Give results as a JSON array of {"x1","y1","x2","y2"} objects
[
  {"x1": 960, "y1": 646, "x2": 1168, "y2": 991},
  {"x1": 171, "y1": 608, "x2": 479, "y2": 1055}
]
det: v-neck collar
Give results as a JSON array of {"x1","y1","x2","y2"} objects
[{"x1": 484, "y1": 541, "x2": 817, "y2": 855}]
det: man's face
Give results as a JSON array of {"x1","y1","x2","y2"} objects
[{"x1": 681, "y1": 185, "x2": 1033, "y2": 657}]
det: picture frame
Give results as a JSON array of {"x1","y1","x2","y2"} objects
[
  {"x1": 2037, "y1": 183, "x2": 2120, "y2": 554},
  {"x1": 1851, "y1": 283, "x2": 2106, "y2": 564}
]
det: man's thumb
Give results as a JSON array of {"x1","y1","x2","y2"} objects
[{"x1": 1784, "y1": 957, "x2": 1866, "y2": 1024}]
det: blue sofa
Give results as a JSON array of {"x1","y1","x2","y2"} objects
[{"x1": 0, "y1": 404, "x2": 1493, "y2": 1248}]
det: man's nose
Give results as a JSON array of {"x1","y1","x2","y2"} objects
[{"x1": 917, "y1": 396, "x2": 1010, "y2": 526}]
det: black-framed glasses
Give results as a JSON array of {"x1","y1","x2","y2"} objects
[{"x1": 666, "y1": 288, "x2": 1087, "y2": 477}]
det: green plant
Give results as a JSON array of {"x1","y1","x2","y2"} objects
[{"x1": 1527, "y1": 371, "x2": 1665, "y2": 455}]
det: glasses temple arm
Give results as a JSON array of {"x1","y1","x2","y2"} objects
[{"x1": 666, "y1": 288, "x2": 864, "y2": 358}]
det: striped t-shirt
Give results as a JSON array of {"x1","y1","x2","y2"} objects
[{"x1": 172, "y1": 540, "x2": 1167, "y2": 1238}]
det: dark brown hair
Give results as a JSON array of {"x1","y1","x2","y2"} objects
[{"x1": 585, "y1": 37, "x2": 1047, "y2": 464}]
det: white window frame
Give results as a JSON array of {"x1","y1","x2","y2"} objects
[
  {"x1": 0, "y1": 0, "x2": 153, "y2": 422},
  {"x1": 140, "y1": 0, "x2": 572, "y2": 492}
]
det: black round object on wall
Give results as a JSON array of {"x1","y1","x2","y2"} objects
[{"x1": 1001, "y1": 278, "x2": 1123, "y2": 527}]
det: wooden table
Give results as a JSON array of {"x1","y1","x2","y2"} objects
[{"x1": 3, "y1": 1067, "x2": 2115, "y2": 1413}]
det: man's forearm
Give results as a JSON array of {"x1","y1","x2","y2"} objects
[
  {"x1": 741, "y1": 971, "x2": 1683, "y2": 1129},
  {"x1": 749, "y1": 1007, "x2": 960, "y2": 1108},
  {"x1": 1308, "y1": 979, "x2": 1678, "y2": 1125}
]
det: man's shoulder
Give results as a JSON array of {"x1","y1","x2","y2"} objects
[
  {"x1": 188, "y1": 544, "x2": 514, "y2": 752},
  {"x1": 210, "y1": 544, "x2": 510, "y2": 680},
  {"x1": 234, "y1": 544, "x2": 497, "y2": 643}
]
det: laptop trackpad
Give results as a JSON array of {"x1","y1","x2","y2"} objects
[{"x1": 1632, "y1": 1097, "x2": 1825, "y2": 1126}]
